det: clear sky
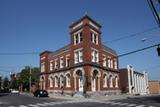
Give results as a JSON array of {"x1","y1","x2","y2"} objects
[{"x1": 0, "y1": 0, "x2": 159, "y2": 80}]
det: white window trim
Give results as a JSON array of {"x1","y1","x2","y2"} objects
[
  {"x1": 74, "y1": 48, "x2": 83, "y2": 64},
  {"x1": 103, "y1": 55, "x2": 106, "y2": 67},
  {"x1": 103, "y1": 75, "x2": 108, "y2": 88},
  {"x1": 107, "y1": 57, "x2": 111, "y2": 68},
  {"x1": 66, "y1": 74, "x2": 71, "y2": 87},
  {"x1": 49, "y1": 76, "x2": 53, "y2": 88},
  {"x1": 74, "y1": 29, "x2": 83, "y2": 45},
  {"x1": 114, "y1": 59, "x2": 118, "y2": 70},
  {"x1": 90, "y1": 29, "x2": 98, "y2": 45},
  {"x1": 66, "y1": 54, "x2": 70, "y2": 67},
  {"x1": 41, "y1": 62, "x2": 45, "y2": 72},
  {"x1": 54, "y1": 76, "x2": 58, "y2": 87},
  {"x1": 54, "y1": 59, "x2": 58, "y2": 69},
  {"x1": 115, "y1": 76, "x2": 118, "y2": 88},
  {"x1": 110, "y1": 75, "x2": 113, "y2": 88},
  {"x1": 50, "y1": 60, "x2": 53, "y2": 71},
  {"x1": 91, "y1": 48, "x2": 99, "y2": 63},
  {"x1": 60, "y1": 57, "x2": 64, "y2": 69}
]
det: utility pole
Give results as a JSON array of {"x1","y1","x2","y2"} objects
[{"x1": 29, "y1": 66, "x2": 32, "y2": 93}]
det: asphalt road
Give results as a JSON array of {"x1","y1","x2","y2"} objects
[{"x1": 0, "y1": 93, "x2": 160, "y2": 107}]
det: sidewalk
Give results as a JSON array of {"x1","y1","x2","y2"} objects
[{"x1": 21, "y1": 92, "x2": 152, "y2": 101}]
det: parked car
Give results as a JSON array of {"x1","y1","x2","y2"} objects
[
  {"x1": 11, "y1": 89, "x2": 19, "y2": 94},
  {"x1": 33, "y1": 90, "x2": 48, "y2": 97}
]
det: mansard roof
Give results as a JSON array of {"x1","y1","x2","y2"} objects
[
  {"x1": 102, "y1": 44, "x2": 117, "y2": 56},
  {"x1": 49, "y1": 44, "x2": 70, "y2": 57},
  {"x1": 49, "y1": 43, "x2": 117, "y2": 57},
  {"x1": 70, "y1": 15, "x2": 102, "y2": 28}
]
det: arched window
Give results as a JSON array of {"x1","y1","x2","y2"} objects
[
  {"x1": 66, "y1": 74, "x2": 71, "y2": 87},
  {"x1": 54, "y1": 76, "x2": 58, "y2": 87},
  {"x1": 49, "y1": 76, "x2": 53, "y2": 88},
  {"x1": 103, "y1": 74, "x2": 107, "y2": 87},
  {"x1": 115, "y1": 76, "x2": 118, "y2": 88},
  {"x1": 60, "y1": 75, "x2": 64, "y2": 87},
  {"x1": 76, "y1": 70, "x2": 82, "y2": 77},
  {"x1": 93, "y1": 70, "x2": 98, "y2": 78},
  {"x1": 109, "y1": 75, "x2": 113, "y2": 88}
]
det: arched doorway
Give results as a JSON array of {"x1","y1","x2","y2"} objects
[
  {"x1": 92, "y1": 70, "x2": 99, "y2": 92},
  {"x1": 76, "y1": 70, "x2": 83, "y2": 92},
  {"x1": 60, "y1": 75, "x2": 64, "y2": 88},
  {"x1": 40, "y1": 76, "x2": 45, "y2": 90}
]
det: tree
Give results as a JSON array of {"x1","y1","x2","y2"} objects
[
  {"x1": 3, "y1": 77, "x2": 10, "y2": 90},
  {"x1": 18, "y1": 66, "x2": 40, "y2": 92}
]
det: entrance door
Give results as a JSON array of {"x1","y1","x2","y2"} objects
[
  {"x1": 92, "y1": 78, "x2": 96, "y2": 91},
  {"x1": 78, "y1": 78, "x2": 83, "y2": 92}
]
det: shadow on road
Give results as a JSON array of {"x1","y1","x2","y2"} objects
[
  {"x1": 0, "y1": 93, "x2": 10, "y2": 97},
  {"x1": 149, "y1": 95, "x2": 160, "y2": 103}
]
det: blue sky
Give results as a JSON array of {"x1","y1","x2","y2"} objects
[{"x1": 0, "y1": 0, "x2": 159, "y2": 80}]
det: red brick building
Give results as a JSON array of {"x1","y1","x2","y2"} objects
[{"x1": 40, "y1": 15, "x2": 120, "y2": 96}]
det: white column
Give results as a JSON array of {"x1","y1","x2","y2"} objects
[
  {"x1": 128, "y1": 69, "x2": 131, "y2": 94},
  {"x1": 133, "y1": 74, "x2": 136, "y2": 94},
  {"x1": 98, "y1": 78, "x2": 100, "y2": 91},
  {"x1": 74, "y1": 77, "x2": 77, "y2": 91},
  {"x1": 137, "y1": 75, "x2": 139, "y2": 94}
]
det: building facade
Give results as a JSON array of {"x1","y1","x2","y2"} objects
[
  {"x1": 149, "y1": 80, "x2": 160, "y2": 94},
  {"x1": 40, "y1": 15, "x2": 120, "y2": 96},
  {"x1": 119, "y1": 65, "x2": 149, "y2": 95}
]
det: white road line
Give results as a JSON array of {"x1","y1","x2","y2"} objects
[
  {"x1": 19, "y1": 105, "x2": 28, "y2": 107},
  {"x1": 149, "y1": 106, "x2": 155, "y2": 107},
  {"x1": 127, "y1": 104, "x2": 137, "y2": 107},
  {"x1": 135, "y1": 105, "x2": 145, "y2": 107},
  {"x1": 36, "y1": 103, "x2": 47, "y2": 106},
  {"x1": 28, "y1": 104, "x2": 39, "y2": 107},
  {"x1": 8, "y1": 106, "x2": 15, "y2": 107},
  {"x1": 43, "y1": 102, "x2": 54, "y2": 106}
]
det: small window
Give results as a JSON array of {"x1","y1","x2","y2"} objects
[
  {"x1": 60, "y1": 57, "x2": 64, "y2": 69},
  {"x1": 91, "y1": 31, "x2": 98, "y2": 45},
  {"x1": 66, "y1": 55, "x2": 70, "y2": 67},
  {"x1": 74, "y1": 30, "x2": 83, "y2": 45},
  {"x1": 74, "y1": 49, "x2": 83, "y2": 64},
  {"x1": 91, "y1": 48, "x2": 99, "y2": 63}
]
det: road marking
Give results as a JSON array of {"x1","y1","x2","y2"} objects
[
  {"x1": 36, "y1": 103, "x2": 48, "y2": 106},
  {"x1": 127, "y1": 104, "x2": 137, "y2": 106},
  {"x1": 135, "y1": 105, "x2": 145, "y2": 107},
  {"x1": 28, "y1": 104, "x2": 39, "y2": 107},
  {"x1": 119, "y1": 103, "x2": 129, "y2": 106},
  {"x1": 19, "y1": 105, "x2": 28, "y2": 107},
  {"x1": 8, "y1": 106, "x2": 15, "y2": 107},
  {"x1": 43, "y1": 102, "x2": 54, "y2": 106}
]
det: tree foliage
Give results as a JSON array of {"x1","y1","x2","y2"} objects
[
  {"x1": 18, "y1": 66, "x2": 40, "y2": 91},
  {"x1": 3, "y1": 76, "x2": 10, "y2": 89}
]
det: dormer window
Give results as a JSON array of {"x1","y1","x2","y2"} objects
[
  {"x1": 91, "y1": 29, "x2": 98, "y2": 45},
  {"x1": 74, "y1": 29, "x2": 83, "y2": 45}
]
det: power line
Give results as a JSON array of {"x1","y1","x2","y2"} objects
[
  {"x1": 147, "y1": 0, "x2": 160, "y2": 27},
  {"x1": 0, "y1": 52, "x2": 39, "y2": 55},
  {"x1": 111, "y1": 43, "x2": 160, "y2": 59},
  {"x1": 103, "y1": 26, "x2": 159, "y2": 44}
]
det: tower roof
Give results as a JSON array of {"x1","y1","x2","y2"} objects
[{"x1": 69, "y1": 15, "x2": 102, "y2": 28}]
